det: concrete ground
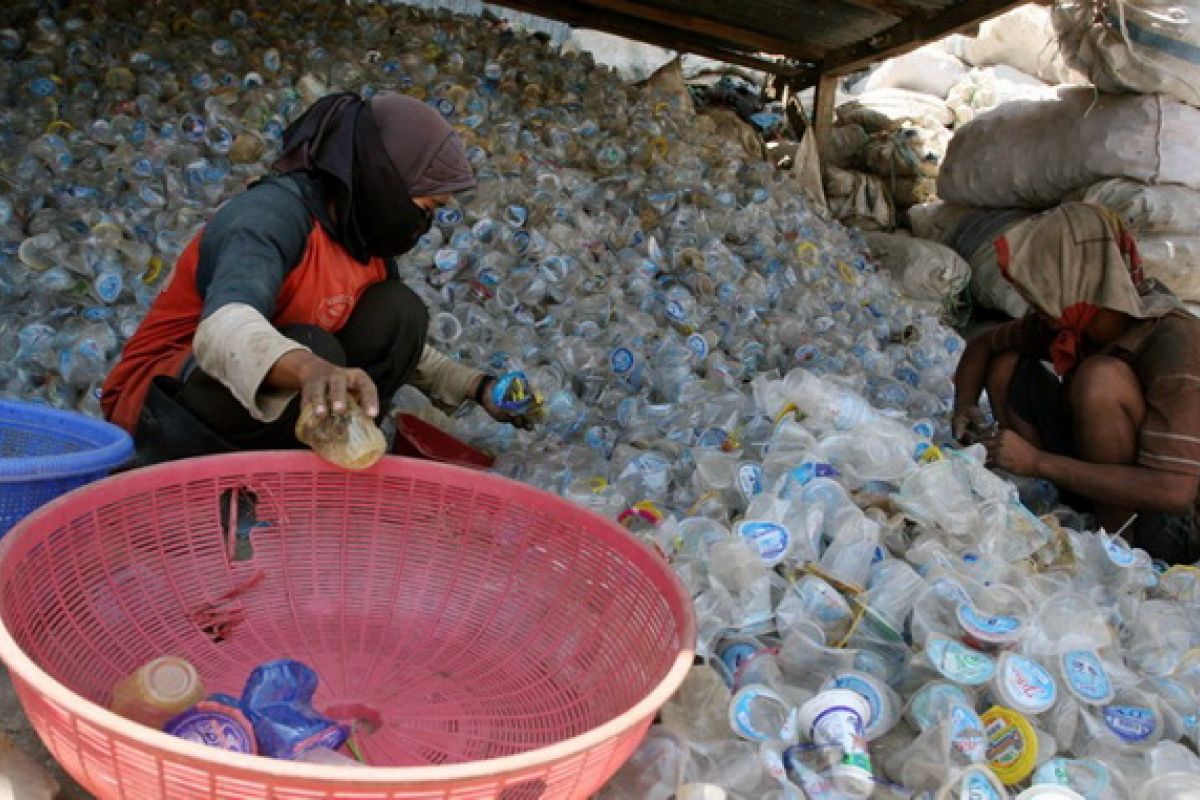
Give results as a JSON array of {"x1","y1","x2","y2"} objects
[{"x1": 0, "y1": 665, "x2": 91, "y2": 799}]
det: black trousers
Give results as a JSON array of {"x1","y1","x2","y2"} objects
[{"x1": 133, "y1": 281, "x2": 428, "y2": 465}]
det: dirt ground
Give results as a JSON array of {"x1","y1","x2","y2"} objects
[{"x1": 0, "y1": 664, "x2": 91, "y2": 799}]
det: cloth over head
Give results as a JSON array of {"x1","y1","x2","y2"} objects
[
  {"x1": 273, "y1": 92, "x2": 475, "y2": 262},
  {"x1": 996, "y1": 202, "x2": 1179, "y2": 374}
]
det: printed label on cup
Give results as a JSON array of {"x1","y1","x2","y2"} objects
[
  {"x1": 1062, "y1": 650, "x2": 1113, "y2": 705},
  {"x1": 1101, "y1": 704, "x2": 1157, "y2": 744},
  {"x1": 737, "y1": 521, "x2": 791, "y2": 566}
]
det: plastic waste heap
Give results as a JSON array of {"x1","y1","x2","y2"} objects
[{"x1": 2, "y1": 1, "x2": 1200, "y2": 797}]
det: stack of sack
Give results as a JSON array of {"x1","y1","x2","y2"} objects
[
  {"x1": 922, "y1": 0, "x2": 1200, "y2": 316},
  {"x1": 824, "y1": 6, "x2": 1081, "y2": 230}
]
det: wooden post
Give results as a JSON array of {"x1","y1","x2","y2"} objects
[{"x1": 813, "y1": 72, "x2": 838, "y2": 167}]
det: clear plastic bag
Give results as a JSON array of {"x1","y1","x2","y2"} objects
[{"x1": 295, "y1": 398, "x2": 386, "y2": 470}]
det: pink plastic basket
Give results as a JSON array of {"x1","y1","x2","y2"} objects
[{"x1": 0, "y1": 452, "x2": 695, "y2": 800}]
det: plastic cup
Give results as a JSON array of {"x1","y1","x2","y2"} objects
[
  {"x1": 1092, "y1": 687, "x2": 1164, "y2": 752},
  {"x1": 934, "y1": 765, "x2": 1008, "y2": 800},
  {"x1": 430, "y1": 311, "x2": 462, "y2": 344},
  {"x1": 925, "y1": 635, "x2": 996, "y2": 686},
  {"x1": 989, "y1": 653, "x2": 1058, "y2": 716},
  {"x1": 820, "y1": 669, "x2": 901, "y2": 741},
  {"x1": 797, "y1": 688, "x2": 874, "y2": 798},
  {"x1": 677, "y1": 783, "x2": 727, "y2": 800},
  {"x1": 1135, "y1": 773, "x2": 1200, "y2": 800},
  {"x1": 729, "y1": 684, "x2": 798, "y2": 743}
]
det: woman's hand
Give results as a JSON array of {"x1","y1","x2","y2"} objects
[
  {"x1": 294, "y1": 355, "x2": 379, "y2": 419},
  {"x1": 475, "y1": 375, "x2": 536, "y2": 430}
]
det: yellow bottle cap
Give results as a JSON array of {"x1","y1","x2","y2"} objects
[{"x1": 981, "y1": 705, "x2": 1038, "y2": 785}]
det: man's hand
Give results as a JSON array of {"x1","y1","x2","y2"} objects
[
  {"x1": 295, "y1": 356, "x2": 379, "y2": 419},
  {"x1": 952, "y1": 404, "x2": 989, "y2": 443},
  {"x1": 981, "y1": 428, "x2": 1042, "y2": 476}
]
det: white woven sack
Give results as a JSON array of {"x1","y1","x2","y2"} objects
[
  {"x1": 1054, "y1": 0, "x2": 1200, "y2": 108},
  {"x1": 938, "y1": 88, "x2": 1200, "y2": 208}
]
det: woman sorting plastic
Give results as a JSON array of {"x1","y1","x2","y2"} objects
[{"x1": 102, "y1": 92, "x2": 528, "y2": 466}]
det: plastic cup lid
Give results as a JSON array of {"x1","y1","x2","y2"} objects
[
  {"x1": 957, "y1": 602, "x2": 1024, "y2": 645},
  {"x1": 1059, "y1": 650, "x2": 1115, "y2": 706},
  {"x1": 926, "y1": 635, "x2": 996, "y2": 686},
  {"x1": 994, "y1": 653, "x2": 1057, "y2": 715},
  {"x1": 144, "y1": 656, "x2": 200, "y2": 702},
  {"x1": 1016, "y1": 787, "x2": 1085, "y2": 799},
  {"x1": 982, "y1": 706, "x2": 1038, "y2": 785}
]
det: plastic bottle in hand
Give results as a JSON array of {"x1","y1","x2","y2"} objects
[{"x1": 295, "y1": 396, "x2": 387, "y2": 470}]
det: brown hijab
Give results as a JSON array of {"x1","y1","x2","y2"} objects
[{"x1": 274, "y1": 92, "x2": 475, "y2": 262}]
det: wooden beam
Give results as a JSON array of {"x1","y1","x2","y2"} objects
[
  {"x1": 836, "y1": 0, "x2": 914, "y2": 19},
  {"x1": 573, "y1": 0, "x2": 827, "y2": 61},
  {"x1": 485, "y1": 0, "x2": 814, "y2": 74},
  {"x1": 821, "y1": 0, "x2": 1028, "y2": 74},
  {"x1": 812, "y1": 73, "x2": 839, "y2": 165}
]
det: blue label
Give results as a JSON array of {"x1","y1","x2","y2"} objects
[
  {"x1": 737, "y1": 521, "x2": 791, "y2": 565},
  {"x1": 789, "y1": 462, "x2": 839, "y2": 487},
  {"x1": 829, "y1": 673, "x2": 883, "y2": 734},
  {"x1": 719, "y1": 642, "x2": 759, "y2": 676},
  {"x1": 957, "y1": 604, "x2": 1022, "y2": 641},
  {"x1": 435, "y1": 207, "x2": 463, "y2": 226},
  {"x1": 505, "y1": 204, "x2": 528, "y2": 227},
  {"x1": 737, "y1": 464, "x2": 764, "y2": 499},
  {"x1": 699, "y1": 428, "x2": 729, "y2": 449},
  {"x1": 963, "y1": 770, "x2": 1002, "y2": 800},
  {"x1": 434, "y1": 249, "x2": 460, "y2": 271},
  {"x1": 665, "y1": 300, "x2": 688, "y2": 322},
  {"x1": 1063, "y1": 650, "x2": 1113, "y2": 704},
  {"x1": 686, "y1": 333, "x2": 710, "y2": 359},
  {"x1": 1102, "y1": 705, "x2": 1157, "y2": 743},
  {"x1": 731, "y1": 687, "x2": 795, "y2": 741},
  {"x1": 610, "y1": 347, "x2": 635, "y2": 374},
  {"x1": 1104, "y1": 536, "x2": 1137, "y2": 567}
]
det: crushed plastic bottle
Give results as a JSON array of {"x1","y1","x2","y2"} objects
[
  {"x1": 2, "y1": 1, "x2": 1200, "y2": 796},
  {"x1": 295, "y1": 397, "x2": 387, "y2": 470}
]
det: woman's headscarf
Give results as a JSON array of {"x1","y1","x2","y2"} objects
[
  {"x1": 997, "y1": 202, "x2": 1179, "y2": 374},
  {"x1": 273, "y1": 92, "x2": 475, "y2": 262}
]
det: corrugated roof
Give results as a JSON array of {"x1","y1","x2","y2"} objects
[{"x1": 485, "y1": 0, "x2": 1031, "y2": 83}]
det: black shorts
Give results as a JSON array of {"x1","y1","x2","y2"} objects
[{"x1": 1007, "y1": 356, "x2": 1200, "y2": 564}]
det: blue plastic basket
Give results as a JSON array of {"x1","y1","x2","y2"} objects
[{"x1": 0, "y1": 400, "x2": 133, "y2": 535}]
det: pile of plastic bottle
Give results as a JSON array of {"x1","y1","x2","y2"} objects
[{"x1": 2, "y1": 1, "x2": 1200, "y2": 797}]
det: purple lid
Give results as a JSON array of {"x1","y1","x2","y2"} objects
[{"x1": 165, "y1": 701, "x2": 256, "y2": 754}]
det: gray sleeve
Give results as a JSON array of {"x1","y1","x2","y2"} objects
[{"x1": 195, "y1": 179, "x2": 313, "y2": 320}]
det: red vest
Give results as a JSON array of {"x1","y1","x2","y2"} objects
[{"x1": 102, "y1": 222, "x2": 388, "y2": 432}]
